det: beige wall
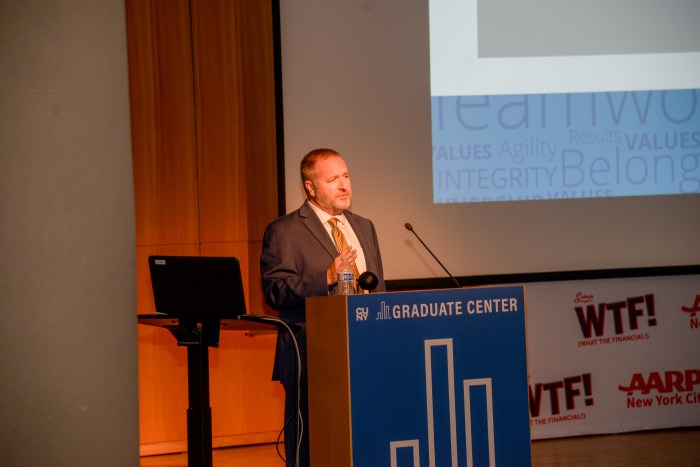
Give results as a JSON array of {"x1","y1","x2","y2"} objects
[{"x1": 0, "y1": 0, "x2": 138, "y2": 465}]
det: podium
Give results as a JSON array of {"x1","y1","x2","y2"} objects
[
  {"x1": 137, "y1": 315, "x2": 278, "y2": 467},
  {"x1": 306, "y1": 287, "x2": 531, "y2": 467}
]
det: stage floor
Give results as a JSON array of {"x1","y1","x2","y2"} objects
[{"x1": 140, "y1": 427, "x2": 700, "y2": 466}]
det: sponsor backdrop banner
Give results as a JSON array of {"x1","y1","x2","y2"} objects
[{"x1": 524, "y1": 273, "x2": 700, "y2": 439}]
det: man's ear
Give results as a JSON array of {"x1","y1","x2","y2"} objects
[{"x1": 304, "y1": 180, "x2": 315, "y2": 197}]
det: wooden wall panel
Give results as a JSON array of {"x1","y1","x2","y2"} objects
[
  {"x1": 191, "y1": 0, "x2": 279, "y2": 245},
  {"x1": 126, "y1": 0, "x2": 200, "y2": 247},
  {"x1": 235, "y1": 0, "x2": 279, "y2": 241},
  {"x1": 200, "y1": 242, "x2": 283, "y2": 439},
  {"x1": 192, "y1": 0, "x2": 278, "y2": 316},
  {"x1": 127, "y1": 0, "x2": 284, "y2": 456},
  {"x1": 235, "y1": 0, "x2": 280, "y2": 318},
  {"x1": 209, "y1": 332, "x2": 284, "y2": 442},
  {"x1": 191, "y1": 0, "x2": 248, "y2": 244},
  {"x1": 138, "y1": 326, "x2": 189, "y2": 452},
  {"x1": 248, "y1": 240, "x2": 273, "y2": 316}
]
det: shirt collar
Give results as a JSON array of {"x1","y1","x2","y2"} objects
[{"x1": 307, "y1": 200, "x2": 347, "y2": 226}]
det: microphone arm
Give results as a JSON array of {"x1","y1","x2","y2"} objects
[{"x1": 404, "y1": 222, "x2": 461, "y2": 288}]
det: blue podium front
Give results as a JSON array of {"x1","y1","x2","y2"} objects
[{"x1": 307, "y1": 287, "x2": 531, "y2": 467}]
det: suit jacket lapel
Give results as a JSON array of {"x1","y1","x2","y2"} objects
[{"x1": 299, "y1": 201, "x2": 338, "y2": 259}]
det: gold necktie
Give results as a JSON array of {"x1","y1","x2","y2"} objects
[{"x1": 328, "y1": 217, "x2": 360, "y2": 279}]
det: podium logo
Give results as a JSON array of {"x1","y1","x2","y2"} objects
[{"x1": 355, "y1": 307, "x2": 369, "y2": 321}]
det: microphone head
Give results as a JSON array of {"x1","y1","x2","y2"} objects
[
  {"x1": 358, "y1": 271, "x2": 379, "y2": 291},
  {"x1": 404, "y1": 222, "x2": 413, "y2": 231}
]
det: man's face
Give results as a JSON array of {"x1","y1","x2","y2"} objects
[{"x1": 305, "y1": 156, "x2": 352, "y2": 215}]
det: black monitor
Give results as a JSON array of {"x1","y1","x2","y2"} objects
[{"x1": 148, "y1": 255, "x2": 247, "y2": 320}]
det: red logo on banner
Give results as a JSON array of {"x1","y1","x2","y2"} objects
[
  {"x1": 529, "y1": 373, "x2": 594, "y2": 423},
  {"x1": 573, "y1": 292, "x2": 594, "y2": 304},
  {"x1": 574, "y1": 294, "x2": 657, "y2": 342},
  {"x1": 618, "y1": 369, "x2": 700, "y2": 409},
  {"x1": 682, "y1": 295, "x2": 700, "y2": 318}
]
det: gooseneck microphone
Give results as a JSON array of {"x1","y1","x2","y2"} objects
[{"x1": 404, "y1": 222, "x2": 461, "y2": 288}]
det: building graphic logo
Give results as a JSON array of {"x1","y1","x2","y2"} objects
[{"x1": 386, "y1": 339, "x2": 496, "y2": 467}]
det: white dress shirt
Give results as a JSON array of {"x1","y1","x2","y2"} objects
[{"x1": 308, "y1": 202, "x2": 368, "y2": 276}]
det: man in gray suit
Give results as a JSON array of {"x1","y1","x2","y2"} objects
[{"x1": 261, "y1": 148, "x2": 385, "y2": 467}]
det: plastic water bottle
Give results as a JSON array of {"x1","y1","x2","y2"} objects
[{"x1": 336, "y1": 259, "x2": 356, "y2": 295}]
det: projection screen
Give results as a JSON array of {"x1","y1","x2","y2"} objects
[{"x1": 278, "y1": 0, "x2": 700, "y2": 282}]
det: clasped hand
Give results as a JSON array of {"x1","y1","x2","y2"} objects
[{"x1": 326, "y1": 246, "x2": 357, "y2": 285}]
